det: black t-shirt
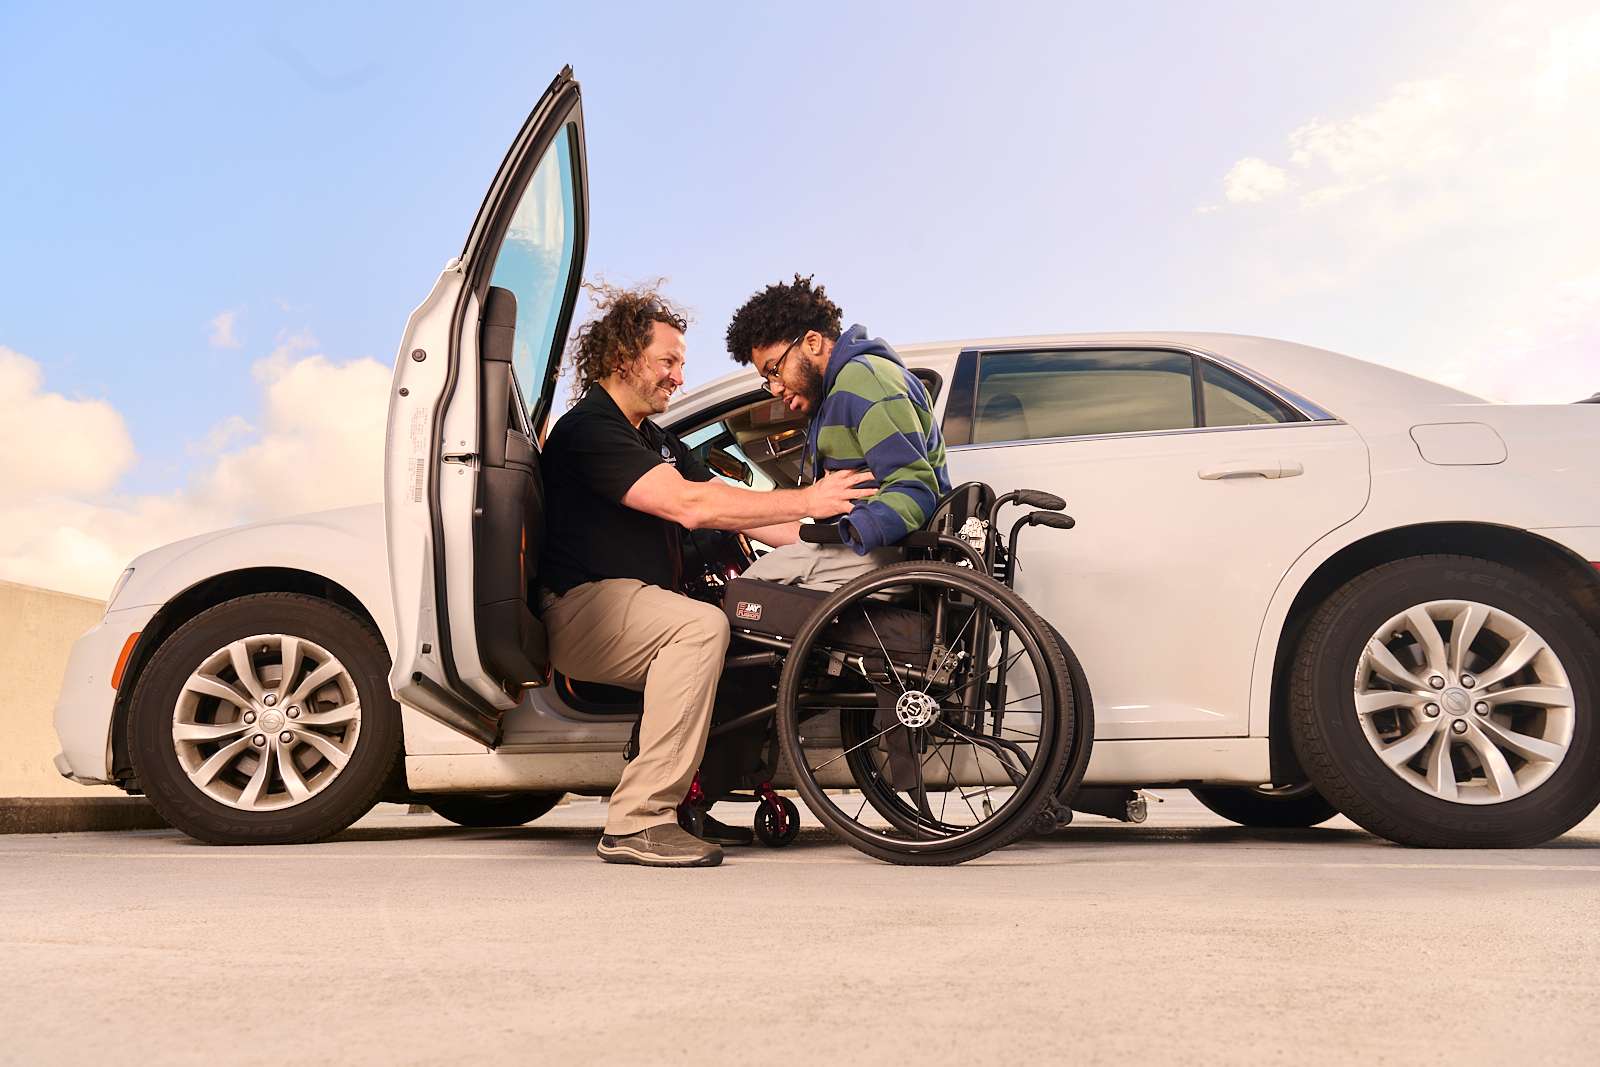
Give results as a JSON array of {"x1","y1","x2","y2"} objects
[{"x1": 539, "y1": 385, "x2": 714, "y2": 595}]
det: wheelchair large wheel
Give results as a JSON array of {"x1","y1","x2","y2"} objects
[{"x1": 775, "y1": 561, "x2": 1078, "y2": 865}]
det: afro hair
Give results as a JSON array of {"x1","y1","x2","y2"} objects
[{"x1": 724, "y1": 274, "x2": 843, "y2": 365}]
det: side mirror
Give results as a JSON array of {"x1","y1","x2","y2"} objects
[{"x1": 705, "y1": 445, "x2": 754, "y2": 485}]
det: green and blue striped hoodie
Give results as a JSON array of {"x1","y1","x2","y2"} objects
[{"x1": 809, "y1": 324, "x2": 951, "y2": 553}]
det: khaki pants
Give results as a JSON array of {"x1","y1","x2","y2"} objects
[
  {"x1": 740, "y1": 542, "x2": 901, "y2": 589},
  {"x1": 542, "y1": 579, "x2": 730, "y2": 836}
]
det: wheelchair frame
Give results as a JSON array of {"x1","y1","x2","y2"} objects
[{"x1": 691, "y1": 481, "x2": 1090, "y2": 866}]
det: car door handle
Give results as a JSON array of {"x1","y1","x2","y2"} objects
[{"x1": 1197, "y1": 460, "x2": 1303, "y2": 480}]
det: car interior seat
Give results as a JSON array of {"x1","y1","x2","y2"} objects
[{"x1": 471, "y1": 285, "x2": 550, "y2": 688}]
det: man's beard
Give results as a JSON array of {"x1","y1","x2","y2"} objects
[
  {"x1": 792, "y1": 357, "x2": 826, "y2": 411},
  {"x1": 621, "y1": 360, "x2": 673, "y2": 414}
]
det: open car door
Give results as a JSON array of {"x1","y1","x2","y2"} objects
[{"x1": 384, "y1": 67, "x2": 587, "y2": 746}]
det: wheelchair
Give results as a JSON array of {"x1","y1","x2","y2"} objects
[{"x1": 681, "y1": 481, "x2": 1094, "y2": 866}]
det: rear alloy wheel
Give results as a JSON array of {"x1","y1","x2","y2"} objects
[
  {"x1": 1190, "y1": 782, "x2": 1339, "y2": 828},
  {"x1": 129, "y1": 593, "x2": 401, "y2": 845},
  {"x1": 1289, "y1": 555, "x2": 1600, "y2": 848},
  {"x1": 427, "y1": 792, "x2": 564, "y2": 828}
]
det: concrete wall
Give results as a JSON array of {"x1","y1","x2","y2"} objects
[{"x1": 0, "y1": 579, "x2": 122, "y2": 798}]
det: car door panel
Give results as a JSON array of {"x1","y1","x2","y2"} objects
[
  {"x1": 384, "y1": 67, "x2": 587, "y2": 747},
  {"x1": 950, "y1": 409, "x2": 1369, "y2": 740}
]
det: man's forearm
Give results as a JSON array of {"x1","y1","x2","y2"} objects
[
  {"x1": 742, "y1": 520, "x2": 801, "y2": 547},
  {"x1": 679, "y1": 480, "x2": 814, "y2": 530}
]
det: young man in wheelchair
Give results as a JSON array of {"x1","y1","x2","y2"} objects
[
  {"x1": 538, "y1": 284, "x2": 875, "y2": 868},
  {"x1": 724, "y1": 274, "x2": 952, "y2": 588}
]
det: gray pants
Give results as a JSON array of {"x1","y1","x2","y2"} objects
[{"x1": 740, "y1": 541, "x2": 901, "y2": 590}]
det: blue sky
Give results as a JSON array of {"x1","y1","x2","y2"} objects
[{"x1": 2, "y1": 0, "x2": 1597, "y2": 595}]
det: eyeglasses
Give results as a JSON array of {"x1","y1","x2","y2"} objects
[{"x1": 760, "y1": 335, "x2": 803, "y2": 394}]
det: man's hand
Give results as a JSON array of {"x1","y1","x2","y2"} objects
[
  {"x1": 624, "y1": 464, "x2": 874, "y2": 531},
  {"x1": 804, "y1": 468, "x2": 877, "y2": 519}
]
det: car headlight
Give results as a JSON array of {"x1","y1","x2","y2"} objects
[{"x1": 105, "y1": 567, "x2": 134, "y2": 612}]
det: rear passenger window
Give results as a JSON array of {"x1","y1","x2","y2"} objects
[
  {"x1": 971, "y1": 350, "x2": 1196, "y2": 444},
  {"x1": 1201, "y1": 362, "x2": 1300, "y2": 427}
]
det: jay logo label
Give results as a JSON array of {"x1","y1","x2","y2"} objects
[{"x1": 734, "y1": 601, "x2": 763, "y2": 621}]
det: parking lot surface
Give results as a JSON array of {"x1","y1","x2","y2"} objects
[{"x1": 3, "y1": 793, "x2": 1598, "y2": 1066}]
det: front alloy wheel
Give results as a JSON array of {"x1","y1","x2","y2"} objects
[
  {"x1": 130, "y1": 593, "x2": 401, "y2": 844},
  {"x1": 171, "y1": 634, "x2": 363, "y2": 811}
]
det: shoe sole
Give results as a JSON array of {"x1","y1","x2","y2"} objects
[{"x1": 596, "y1": 841, "x2": 723, "y2": 867}]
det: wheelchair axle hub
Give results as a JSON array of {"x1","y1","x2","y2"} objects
[{"x1": 895, "y1": 689, "x2": 941, "y2": 729}]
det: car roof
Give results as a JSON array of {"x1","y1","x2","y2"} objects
[{"x1": 672, "y1": 331, "x2": 1486, "y2": 422}]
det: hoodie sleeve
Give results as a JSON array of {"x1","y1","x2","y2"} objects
[{"x1": 835, "y1": 378, "x2": 942, "y2": 554}]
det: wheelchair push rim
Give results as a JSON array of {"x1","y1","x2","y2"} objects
[{"x1": 775, "y1": 561, "x2": 1074, "y2": 865}]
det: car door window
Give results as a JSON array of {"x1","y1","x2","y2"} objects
[
  {"x1": 1200, "y1": 361, "x2": 1300, "y2": 427},
  {"x1": 971, "y1": 350, "x2": 1196, "y2": 444},
  {"x1": 486, "y1": 126, "x2": 580, "y2": 420}
]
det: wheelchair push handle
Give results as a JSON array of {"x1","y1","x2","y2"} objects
[
  {"x1": 1022, "y1": 511, "x2": 1075, "y2": 530},
  {"x1": 986, "y1": 487, "x2": 1066, "y2": 532},
  {"x1": 1013, "y1": 489, "x2": 1066, "y2": 512}
]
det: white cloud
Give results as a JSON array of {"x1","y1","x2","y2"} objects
[
  {"x1": 0, "y1": 346, "x2": 135, "y2": 499},
  {"x1": 186, "y1": 414, "x2": 253, "y2": 456},
  {"x1": 0, "y1": 338, "x2": 388, "y2": 598},
  {"x1": 208, "y1": 310, "x2": 241, "y2": 349},
  {"x1": 1193, "y1": 3, "x2": 1600, "y2": 404},
  {"x1": 196, "y1": 336, "x2": 389, "y2": 519},
  {"x1": 1222, "y1": 157, "x2": 1290, "y2": 203},
  {"x1": 1281, "y1": 79, "x2": 1460, "y2": 205}
]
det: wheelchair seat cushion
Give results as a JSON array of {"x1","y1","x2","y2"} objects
[{"x1": 724, "y1": 577, "x2": 931, "y2": 657}]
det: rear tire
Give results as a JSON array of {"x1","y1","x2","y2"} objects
[
  {"x1": 1190, "y1": 783, "x2": 1339, "y2": 828},
  {"x1": 427, "y1": 792, "x2": 564, "y2": 828},
  {"x1": 128, "y1": 593, "x2": 401, "y2": 845},
  {"x1": 1288, "y1": 555, "x2": 1600, "y2": 848}
]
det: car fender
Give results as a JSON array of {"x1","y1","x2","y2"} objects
[
  {"x1": 55, "y1": 505, "x2": 395, "y2": 785},
  {"x1": 1249, "y1": 403, "x2": 1600, "y2": 739},
  {"x1": 116, "y1": 504, "x2": 395, "y2": 650}
]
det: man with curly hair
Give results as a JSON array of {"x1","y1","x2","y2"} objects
[
  {"x1": 726, "y1": 275, "x2": 950, "y2": 587},
  {"x1": 539, "y1": 283, "x2": 874, "y2": 867}
]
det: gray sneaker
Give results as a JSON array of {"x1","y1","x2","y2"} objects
[{"x1": 596, "y1": 822, "x2": 724, "y2": 867}]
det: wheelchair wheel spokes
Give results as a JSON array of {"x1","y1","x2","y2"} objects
[
  {"x1": 776, "y1": 562, "x2": 1076, "y2": 865},
  {"x1": 842, "y1": 715, "x2": 1038, "y2": 839}
]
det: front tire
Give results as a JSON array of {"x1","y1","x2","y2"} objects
[
  {"x1": 128, "y1": 593, "x2": 401, "y2": 845},
  {"x1": 1289, "y1": 555, "x2": 1600, "y2": 848}
]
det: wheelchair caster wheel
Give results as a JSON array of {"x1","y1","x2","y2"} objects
[{"x1": 754, "y1": 796, "x2": 800, "y2": 847}]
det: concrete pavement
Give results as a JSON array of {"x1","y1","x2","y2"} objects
[{"x1": 2, "y1": 793, "x2": 1597, "y2": 1066}]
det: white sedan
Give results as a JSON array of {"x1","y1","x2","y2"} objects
[{"x1": 53, "y1": 69, "x2": 1600, "y2": 849}]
